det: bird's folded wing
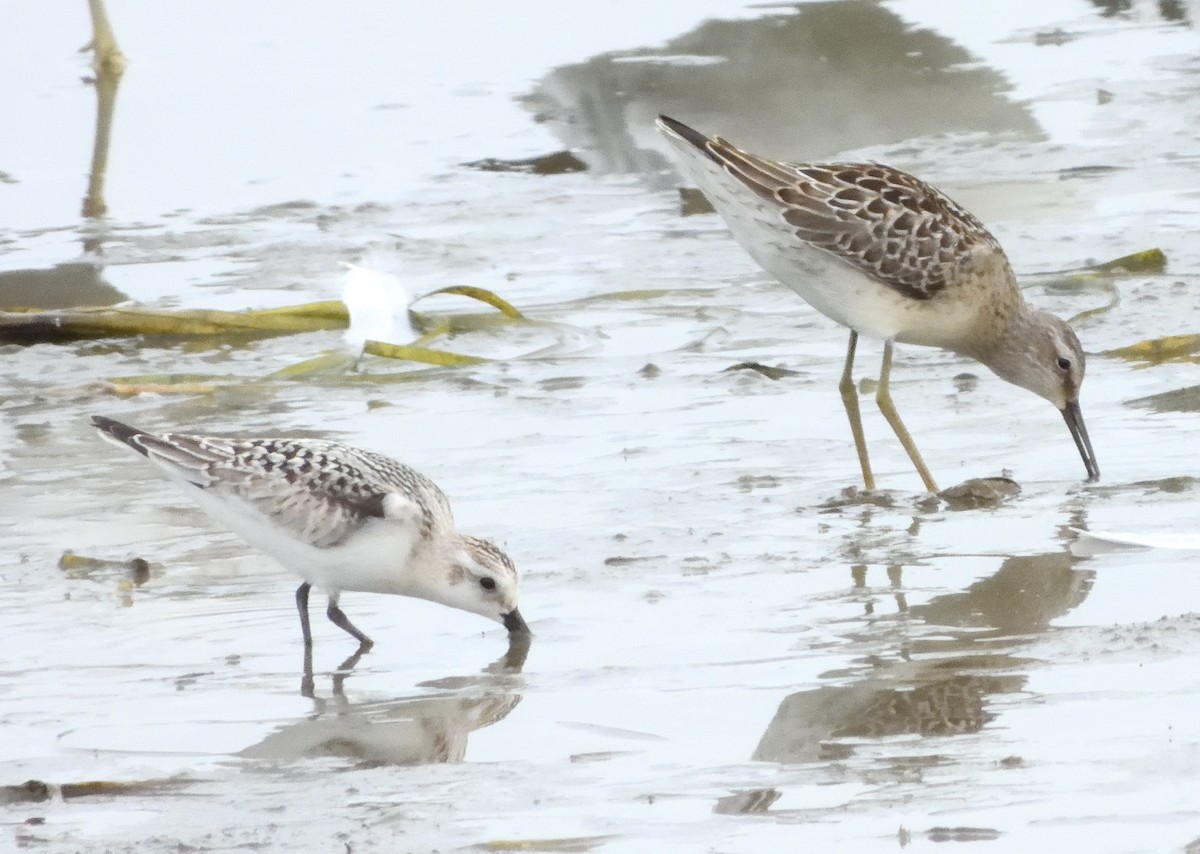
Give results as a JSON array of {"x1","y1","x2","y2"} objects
[
  {"x1": 224, "y1": 473, "x2": 427, "y2": 549},
  {"x1": 706, "y1": 139, "x2": 999, "y2": 302},
  {"x1": 141, "y1": 435, "x2": 431, "y2": 549}
]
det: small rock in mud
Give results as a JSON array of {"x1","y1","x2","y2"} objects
[
  {"x1": 938, "y1": 477, "x2": 1021, "y2": 510},
  {"x1": 818, "y1": 486, "x2": 898, "y2": 511},
  {"x1": 0, "y1": 780, "x2": 51, "y2": 805},
  {"x1": 462, "y1": 150, "x2": 587, "y2": 175}
]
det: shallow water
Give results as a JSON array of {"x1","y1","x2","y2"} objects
[{"x1": 4, "y1": 1, "x2": 1200, "y2": 852}]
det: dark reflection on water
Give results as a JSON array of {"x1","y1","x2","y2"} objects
[
  {"x1": 1128, "y1": 385, "x2": 1200, "y2": 414},
  {"x1": 753, "y1": 548, "x2": 1093, "y2": 764},
  {"x1": 526, "y1": 1, "x2": 1040, "y2": 183},
  {"x1": 1, "y1": 0, "x2": 129, "y2": 311},
  {"x1": 240, "y1": 636, "x2": 528, "y2": 767},
  {"x1": 911, "y1": 551, "x2": 1092, "y2": 636},
  {"x1": 1088, "y1": 0, "x2": 1191, "y2": 22},
  {"x1": 713, "y1": 788, "x2": 781, "y2": 816},
  {"x1": 0, "y1": 261, "x2": 122, "y2": 310}
]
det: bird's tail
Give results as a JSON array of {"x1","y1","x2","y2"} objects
[
  {"x1": 90, "y1": 415, "x2": 229, "y2": 487},
  {"x1": 91, "y1": 415, "x2": 153, "y2": 456}
]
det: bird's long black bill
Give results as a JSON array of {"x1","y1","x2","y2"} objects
[
  {"x1": 1062, "y1": 401, "x2": 1099, "y2": 482},
  {"x1": 503, "y1": 608, "x2": 530, "y2": 635}
]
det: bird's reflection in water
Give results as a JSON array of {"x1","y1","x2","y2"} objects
[
  {"x1": 239, "y1": 635, "x2": 529, "y2": 767},
  {"x1": 754, "y1": 550, "x2": 1093, "y2": 764}
]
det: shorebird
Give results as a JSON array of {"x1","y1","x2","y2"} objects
[
  {"x1": 656, "y1": 115, "x2": 1098, "y2": 492},
  {"x1": 91, "y1": 415, "x2": 527, "y2": 649}
]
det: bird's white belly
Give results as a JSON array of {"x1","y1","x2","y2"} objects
[
  {"x1": 749, "y1": 232, "x2": 979, "y2": 349},
  {"x1": 184, "y1": 486, "x2": 420, "y2": 596},
  {"x1": 692, "y1": 163, "x2": 981, "y2": 350}
]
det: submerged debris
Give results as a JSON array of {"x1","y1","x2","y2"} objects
[
  {"x1": 724, "y1": 361, "x2": 801, "y2": 381},
  {"x1": 58, "y1": 550, "x2": 150, "y2": 585},
  {"x1": 463, "y1": 150, "x2": 587, "y2": 175},
  {"x1": 819, "y1": 486, "x2": 899, "y2": 511},
  {"x1": 926, "y1": 827, "x2": 1002, "y2": 843},
  {"x1": 0, "y1": 777, "x2": 190, "y2": 804}
]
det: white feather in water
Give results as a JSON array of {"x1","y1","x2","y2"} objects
[{"x1": 340, "y1": 262, "x2": 416, "y2": 350}]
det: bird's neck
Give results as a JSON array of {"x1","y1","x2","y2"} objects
[
  {"x1": 957, "y1": 276, "x2": 1030, "y2": 363},
  {"x1": 970, "y1": 304, "x2": 1051, "y2": 391},
  {"x1": 416, "y1": 533, "x2": 481, "y2": 600}
]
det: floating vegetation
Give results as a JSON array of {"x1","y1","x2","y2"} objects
[
  {"x1": 2, "y1": 282, "x2": 530, "y2": 395},
  {"x1": 1, "y1": 284, "x2": 525, "y2": 348},
  {"x1": 573, "y1": 288, "x2": 676, "y2": 303},
  {"x1": 0, "y1": 301, "x2": 349, "y2": 345},
  {"x1": 362, "y1": 340, "x2": 488, "y2": 367},
  {"x1": 94, "y1": 378, "x2": 227, "y2": 397},
  {"x1": 411, "y1": 284, "x2": 524, "y2": 320},
  {"x1": 1033, "y1": 247, "x2": 1166, "y2": 325},
  {"x1": 265, "y1": 352, "x2": 360, "y2": 381},
  {"x1": 59, "y1": 551, "x2": 152, "y2": 606},
  {"x1": 58, "y1": 550, "x2": 149, "y2": 581},
  {"x1": 0, "y1": 777, "x2": 190, "y2": 805},
  {"x1": 1090, "y1": 247, "x2": 1166, "y2": 274},
  {"x1": 1105, "y1": 334, "x2": 1200, "y2": 367}
]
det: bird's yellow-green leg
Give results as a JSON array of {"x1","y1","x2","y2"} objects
[
  {"x1": 875, "y1": 339, "x2": 939, "y2": 493},
  {"x1": 838, "y1": 330, "x2": 876, "y2": 491}
]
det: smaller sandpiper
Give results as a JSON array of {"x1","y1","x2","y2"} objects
[
  {"x1": 91, "y1": 416, "x2": 527, "y2": 650},
  {"x1": 657, "y1": 115, "x2": 1099, "y2": 492}
]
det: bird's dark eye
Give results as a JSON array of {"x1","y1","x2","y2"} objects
[
  {"x1": 479, "y1": 577, "x2": 497, "y2": 591},
  {"x1": 1056, "y1": 357, "x2": 1071, "y2": 371}
]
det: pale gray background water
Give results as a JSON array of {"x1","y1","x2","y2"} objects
[{"x1": 3, "y1": 1, "x2": 1200, "y2": 852}]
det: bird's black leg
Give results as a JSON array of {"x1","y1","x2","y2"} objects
[
  {"x1": 300, "y1": 643, "x2": 315, "y2": 698},
  {"x1": 296, "y1": 582, "x2": 314, "y2": 648},
  {"x1": 326, "y1": 597, "x2": 373, "y2": 649}
]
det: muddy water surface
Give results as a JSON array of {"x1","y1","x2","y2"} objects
[{"x1": 3, "y1": 1, "x2": 1200, "y2": 852}]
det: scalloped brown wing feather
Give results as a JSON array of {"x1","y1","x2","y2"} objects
[{"x1": 703, "y1": 137, "x2": 1005, "y2": 302}]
